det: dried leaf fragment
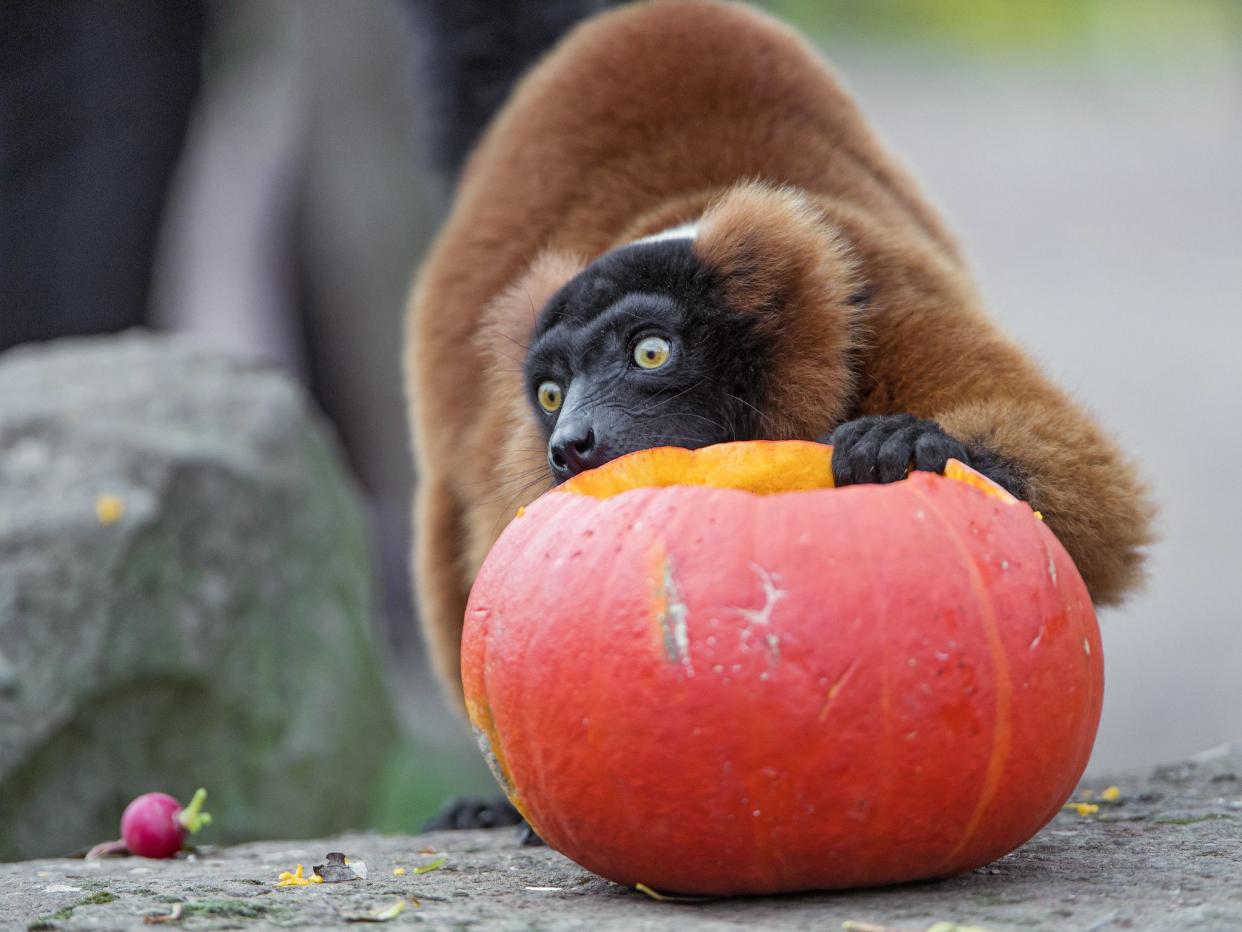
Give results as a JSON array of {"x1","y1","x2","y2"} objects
[
  {"x1": 634, "y1": 882, "x2": 710, "y2": 902},
  {"x1": 144, "y1": 904, "x2": 184, "y2": 924},
  {"x1": 345, "y1": 898, "x2": 417, "y2": 923},
  {"x1": 314, "y1": 851, "x2": 367, "y2": 883}
]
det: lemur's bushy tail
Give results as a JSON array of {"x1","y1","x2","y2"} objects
[{"x1": 407, "y1": 0, "x2": 620, "y2": 178}]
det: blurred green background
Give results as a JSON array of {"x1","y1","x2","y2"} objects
[{"x1": 770, "y1": 0, "x2": 1240, "y2": 53}]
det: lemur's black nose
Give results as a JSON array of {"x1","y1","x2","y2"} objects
[{"x1": 549, "y1": 423, "x2": 602, "y2": 477}]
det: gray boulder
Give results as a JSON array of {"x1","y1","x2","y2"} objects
[{"x1": 0, "y1": 332, "x2": 397, "y2": 860}]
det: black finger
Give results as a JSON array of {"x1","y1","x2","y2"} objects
[
  {"x1": 876, "y1": 425, "x2": 924, "y2": 483},
  {"x1": 912, "y1": 428, "x2": 967, "y2": 474}
]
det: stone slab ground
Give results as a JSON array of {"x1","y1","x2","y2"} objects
[{"x1": 3, "y1": 747, "x2": 1240, "y2": 932}]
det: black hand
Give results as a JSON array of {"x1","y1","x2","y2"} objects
[
  {"x1": 423, "y1": 795, "x2": 524, "y2": 831},
  {"x1": 422, "y1": 794, "x2": 546, "y2": 846},
  {"x1": 825, "y1": 414, "x2": 969, "y2": 486}
]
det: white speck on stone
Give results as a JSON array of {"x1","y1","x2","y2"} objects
[
  {"x1": 7, "y1": 437, "x2": 51, "y2": 474},
  {"x1": 44, "y1": 884, "x2": 82, "y2": 893}
]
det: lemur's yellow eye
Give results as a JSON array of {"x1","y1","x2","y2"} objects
[
  {"x1": 537, "y1": 381, "x2": 562, "y2": 413},
  {"x1": 633, "y1": 336, "x2": 671, "y2": 370}
]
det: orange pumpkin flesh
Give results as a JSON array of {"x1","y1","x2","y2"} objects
[{"x1": 463, "y1": 441, "x2": 1102, "y2": 895}]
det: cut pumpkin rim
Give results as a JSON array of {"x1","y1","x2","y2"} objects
[{"x1": 556, "y1": 440, "x2": 1020, "y2": 506}]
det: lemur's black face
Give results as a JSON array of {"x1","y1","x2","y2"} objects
[{"x1": 524, "y1": 239, "x2": 770, "y2": 482}]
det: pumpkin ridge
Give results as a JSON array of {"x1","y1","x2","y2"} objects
[
  {"x1": 908, "y1": 481, "x2": 1014, "y2": 872},
  {"x1": 1033, "y1": 525, "x2": 1103, "y2": 830},
  {"x1": 854, "y1": 488, "x2": 898, "y2": 881}
]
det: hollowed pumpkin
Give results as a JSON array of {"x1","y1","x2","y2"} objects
[{"x1": 462, "y1": 441, "x2": 1102, "y2": 895}]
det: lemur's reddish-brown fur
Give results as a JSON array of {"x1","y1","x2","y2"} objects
[{"x1": 406, "y1": 0, "x2": 1153, "y2": 704}]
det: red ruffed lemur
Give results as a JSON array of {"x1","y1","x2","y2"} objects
[{"x1": 405, "y1": 0, "x2": 1152, "y2": 830}]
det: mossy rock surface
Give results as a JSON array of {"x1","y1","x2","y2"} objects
[{"x1": 0, "y1": 333, "x2": 397, "y2": 860}]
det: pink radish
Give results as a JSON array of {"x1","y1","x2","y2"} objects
[{"x1": 120, "y1": 788, "x2": 211, "y2": 858}]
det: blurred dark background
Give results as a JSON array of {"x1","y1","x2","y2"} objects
[{"x1": 1, "y1": 0, "x2": 1239, "y2": 841}]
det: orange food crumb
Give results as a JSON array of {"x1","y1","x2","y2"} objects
[
  {"x1": 1100, "y1": 786, "x2": 1121, "y2": 801},
  {"x1": 1064, "y1": 802, "x2": 1099, "y2": 817},
  {"x1": 393, "y1": 867, "x2": 407, "y2": 876},
  {"x1": 276, "y1": 863, "x2": 323, "y2": 886}
]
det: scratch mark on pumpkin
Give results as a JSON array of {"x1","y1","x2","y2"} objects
[
  {"x1": 1048, "y1": 553, "x2": 1058, "y2": 584},
  {"x1": 738, "y1": 564, "x2": 786, "y2": 627},
  {"x1": 656, "y1": 556, "x2": 692, "y2": 673},
  {"x1": 466, "y1": 702, "x2": 535, "y2": 830},
  {"x1": 765, "y1": 632, "x2": 780, "y2": 666},
  {"x1": 817, "y1": 658, "x2": 859, "y2": 722},
  {"x1": 736, "y1": 564, "x2": 786, "y2": 668},
  {"x1": 471, "y1": 726, "x2": 514, "y2": 796}
]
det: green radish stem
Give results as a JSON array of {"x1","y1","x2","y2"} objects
[{"x1": 176, "y1": 788, "x2": 212, "y2": 834}]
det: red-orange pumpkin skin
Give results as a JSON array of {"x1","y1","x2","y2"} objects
[{"x1": 462, "y1": 452, "x2": 1103, "y2": 895}]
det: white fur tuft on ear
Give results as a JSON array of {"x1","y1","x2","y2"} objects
[{"x1": 632, "y1": 221, "x2": 701, "y2": 246}]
